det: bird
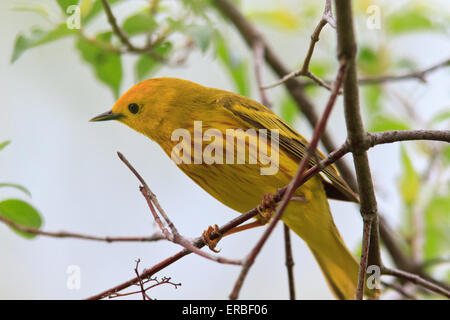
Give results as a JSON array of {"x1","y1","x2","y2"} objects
[{"x1": 91, "y1": 77, "x2": 366, "y2": 299}]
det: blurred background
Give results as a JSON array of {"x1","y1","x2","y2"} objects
[{"x1": 0, "y1": 0, "x2": 449, "y2": 299}]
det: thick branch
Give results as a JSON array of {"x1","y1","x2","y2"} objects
[{"x1": 334, "y1": 0, "x2": 382, "y2": 300}]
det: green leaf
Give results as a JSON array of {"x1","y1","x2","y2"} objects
[
  {"x1": 0, "y1": 140, "x2": 11, "y2": 151},
  {"x1": 82, "y1": 0, "x2": 125, "y2": 24},
  {"x1": 79, "y1": 0, "x2": 94, "y2": 17},
  {"x1": 76, "y1": 32, "x2": 123, "y2": 97},
  {"x1": 246, "y1": 7, "x2": 300, "y2": 30},
  {"x1": 122, "y1": 12, "x2": 158, "y2": 36},
  {"x1": 12, "y1": 2, "x2": 53, "y2": 21},
  {"x1": 386, "y1": 9, "x2": 436, "y2": 35},
  {"x1": 135, "y1": 42, "x2": 172, "y2": 81},
  {"x1": 358, "y1": 46, "x2": 377, "y2": 74},
  {"x1": 279, "y1": 95, "x2": 298, "y2": 125},
  {"x1": 398, "y1": 147, "x2": 420, "y2": 205},
  {"x1": 363, "y1": 85, "x2": 382, "y2": 114},
  {"x1": 358, "y1": 45, "x2": 391, "y2": 76},
  {"x1": 215, "y1": 36, "x2": 249, "y2": 96},
  {"x1": 424, "y1": 196, "x2": 450, "y2": 259},
  {"x1": 56, "y1": 0, "x2": 80, "y2": 15},
  {"x1": 186, "y1": 25, "x2": 214, "y2": 52},
  {"x1": 441, "y1": 145, "x2": 450, "y2": 164},
  {"x1": 429, "y1": 110, "x2": 450, "y2": 126},
  {"x1": 0, "y1": 183, "x2": 31, "y2": 197},
  {"x1": 0, "y1": 199, "x2": 42, "y2": 239},
  {"x1": 11, "y1": 24, "x2": 76, "y2": 63},
  {"x1": 369, "y1": 115, "x2": 410, "y2": 132},
  {"x1": 309, "y1": 61, "x2": 331, "y2": 79}
]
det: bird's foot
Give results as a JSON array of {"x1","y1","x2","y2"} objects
[
  {"x1": 256, "y1": 192, "x2": 277, "y2": 224},
  {"x1": 202, "y1": 224, "x2": 222, "y2": 253}
]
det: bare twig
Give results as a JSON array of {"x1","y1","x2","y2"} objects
[
  {"x1": 134, "y1": 259, "x2": 151, "y2": 300},
  {"x1": 253, "y1": 41, "x2": 271, "y2": 108},
  {"x1": 359, "y1": 58, "x2": 450, "y2": 85},
  {"x1": 109, "y1": 275, "x2": 180, "y2": 299},
  {"x1": 368, "y1": 130, "x2": 450, "y2": 145},
  {"x1": 117, "y1": 152, "x2": 243, "y2": 266},
  {"x1": 0, "y1": 215, "x2": 164, "y2": 243},
  {"x1": 100, "y1": 0, "x2": 168, "y2": 62},
  {"x1": 262, "y1": 1, "x2": 335, "y2": 90},
  {"x1": 302, "y1": 58, "x2": 450, "y2": 88},
  {"x1": 382, "y1": 266, "x2": 450, "y2": 298},
  {"x1": 101, "y1": 0, "x2": 137, "y2": 51},
  {"x1": 335, "y1": 0, "x2": 382, "y2": 300},
  {"x1": 381, "y1": 281, "x2": 417, "y2": 300}
]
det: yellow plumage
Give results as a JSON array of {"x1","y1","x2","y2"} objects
[{"x1": 91, "y1": 77, "x2": 363, "y2": 299}]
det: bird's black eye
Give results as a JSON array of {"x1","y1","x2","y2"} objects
[{"x1": 128, "y1": 103, "x2": 139, "y2": 114}]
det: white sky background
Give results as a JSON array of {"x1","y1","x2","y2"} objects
[{"x1": 0, "y1": 0, "x2": 449, "y2": 299}]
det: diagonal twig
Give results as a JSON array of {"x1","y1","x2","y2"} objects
[
  {"x1": 382, "y1": 266, "x2": 450, "y2": 298},
  {"x1": 262, "y1": 0, "x2": 335, "y2": 90},
  {"x1": 117, "y1": 152, "x2": 242, "y2": 266},
  {"x1": 229, "y1": 60, "x2": 348, "y2": 300}
]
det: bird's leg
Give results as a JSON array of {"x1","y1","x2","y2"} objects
[{"x1": 202, "y1": 193, "x2": 278, "y2": 252}]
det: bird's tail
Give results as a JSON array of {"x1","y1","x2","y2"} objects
[
  {"x1": 281, "y1": 177, "x2": 368, "y2": 299},
  {"x1": 307, "y1": 226, "x2": 360, "y2": 300}
]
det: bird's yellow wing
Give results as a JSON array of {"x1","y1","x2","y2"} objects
[{"x1": 215, "y1": 93, "x2": 359, "y2": 203}]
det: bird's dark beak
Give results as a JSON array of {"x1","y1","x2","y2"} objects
[{"x1": 89, "y1": 110, "x2": 123, "y2": 122}]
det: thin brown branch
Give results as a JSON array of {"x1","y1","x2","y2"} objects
[
  {"x1": 86, "y1": 209, "x2": 258, "y2": 300},
  {"x1": 335, "y1": 0, "x2": 382, "y2": 300},
  {"x1": 283, "y1": 224, "x2": 296, "y2": 300},
  {"x1": 262, "y1": 1, "x2": 334, "y2": 90},
  {"x1": 359, "y1": 58, "x2": 450, "y2": 85},
  {"x1": 382, "y1": 266, "x2": 450, "y2": 298},
  {"x1": 101, "y1": 0, "x2": 137, "y2": 51},
  {"x1": 117, "y1": 152, "x2": 242, "y2": 266},
  {"x1": 302, "y1": 58, "x2": 450, "y2": 88},
  {"x1": 369, "y1": 130, "x2": 450, "y2": 146},
  {"x1": 134, "y1": 259, "x2": 151, "y2": 300},
  {"x1": 100, "y1": 0, "x2": 167, "y2": 62},
  {"x1": 381, "y1": 281, "x2": 417, "y2": 300},
  {"x1": 0, "y1": 215, "x2": 164, "y2": 243},
  {"x1": 229, "y1": 61, "x2": 348, "y2": 300}
]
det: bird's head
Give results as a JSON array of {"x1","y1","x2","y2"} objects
[{"x1": 90, "y1": 77, "x2": 202, "y2": 142}]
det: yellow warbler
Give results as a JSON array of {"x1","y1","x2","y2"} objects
[{"x1": 91, "y1": 77, "x2": 363, "y2": 299}]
